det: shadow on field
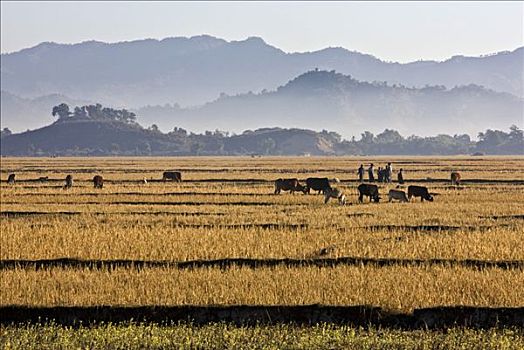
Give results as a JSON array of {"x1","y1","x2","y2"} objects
[
  {"x1": 3, "y1": 178, "x2": 524, "y2": 185},
  {"x1": 0, "y1": 211, "x2": 81, "y2": 217},
  {"x1": 0, "y1": 211, "x2": 226, "y2": 218},
  {"x1": 11, "y1": 192, "x2": 278, "y2": 197},
  {"x1": 347, "y1": 212, "x2": 374, "y2": 218},
  {"x1": 0, "y1": 201, "x2": 279, "y2": 206},
  {"x1": 351, "y1": 224, "x2": 515, "y2": 232},
  {"x1": 1, "y1": 305, "x2": 522, "y2": 329},
  {"x1": 481, "y1": 214, "x2": 524, "y2": 220},
  {"x1": 171, "y1": 223, "x2": 308, "y2": 230},
  {"x1": 1, "y1": 257, "x2": 522, "y2": 271}
]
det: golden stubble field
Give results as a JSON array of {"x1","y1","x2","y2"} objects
[{"x1": 1, "y1": 156, "x2": 523, "y2": 312}]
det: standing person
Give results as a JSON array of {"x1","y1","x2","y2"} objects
[
  {"x1": 377, "y1": 167, "x2": 383, "y2": 182},
  {"x1": 397, "y1": 168, "x2": 404, "y2": 184},
  {"x1": 386, "y1": 162, "x2": 393, "y2": 183},
  {"x1": 368, "y1": 163, "x2": 375, "y2": 182},
  {"x1": 357, "y1": 164, "x2": 365, "y2": 182}
]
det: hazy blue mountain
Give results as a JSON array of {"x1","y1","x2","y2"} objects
[
  {"x1": 1, "y1": 35, "x2": 522, "y2": 110},
  {"x1": 0, "y1": 90, "x2": 91, "y2": 132},
  {"x1": 136, "y1": 70, "x2": 523, "y2": 138}
]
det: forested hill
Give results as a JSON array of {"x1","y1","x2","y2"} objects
[
  {"x1": 1, "y1": 103, "x2": 522, "y2": 156},
  {"x1": 137, "y1": 70, "x2": 523, "y2": 137}
]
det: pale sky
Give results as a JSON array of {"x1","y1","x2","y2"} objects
[{"x1": 1, "y1": 1, "x2": 523, "y2": 63}]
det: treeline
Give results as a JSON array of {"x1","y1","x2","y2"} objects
[
  {"x1": 52, "y1": 103, "x2": 137, "y2": 124},
  {"x1": 335, "y1": 127, "x2": 524, "y2": 155},
  {"x1": 1, "y1": 103, "x2": 522, "y2": 156}
]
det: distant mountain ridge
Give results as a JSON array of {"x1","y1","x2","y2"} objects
[
  {"x1": 136, "y1": 70, "x2": 523, "y2": 138},
  {"x1": 2, "y1": 35, "x2": 522, "y2": 110}
]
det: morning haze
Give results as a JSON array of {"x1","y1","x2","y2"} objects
[{"x1": 0, "y1": 1, "x2": 523, "y2": 153}]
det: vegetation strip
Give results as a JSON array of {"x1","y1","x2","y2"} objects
[
  {"x1": 1, "y1": 257, "x2": 522, "y2": 271},
  {"x1": 1, "y1": 305, "x2": 523, "y2": 329}
]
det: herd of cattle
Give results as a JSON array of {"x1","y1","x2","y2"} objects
[
  {"x1": 274, "y1": 177, "x2": 435, "y2": 205},
  {"x1": 5, "y1": 169, "x2": 454, "y2": 205}
]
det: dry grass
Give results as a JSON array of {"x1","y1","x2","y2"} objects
[
  {"x1": 2, "y1": 265, "x2": 523, "y2": 311},
  {"x1": 1, "y1": 156, "x2": 523, "y2": 312}
]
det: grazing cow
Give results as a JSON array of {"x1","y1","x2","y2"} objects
[
  {"x1": 324, "y1": 187, "x2": 346, "y2": 205},
  {"x1": 407, "y1": 185, "x2": 433, "y2": 202},
  {"x1": 93, "y1": 175, "x2": 104, "y2": 189},
  {"x1": 7, "y1": 174, "x2": 15, "y2": 184},
  {"x1": 38, "y1": 176, "x2": 49, "y2": 183},
  {"x1": 357, "y1": 183, "x2": 380, "y2": 203},
  {"x1": 162, "y1": 171, "x2": 182, "y2": 182},
  {"x1": 63, "y1": 175, "x2": 73, "y2": 189},
  {"x1": 142, "y1": 177, "x2": 148, "y2": 184},
  {"x1": 451, "y1": 172, "x2": 461, "y2": 186},
  {"x1": 274, "y1": 178, "x2": 307, "y2": 194},
  {"x1": 388, "y1": 189, "x2": 409, "y2": 203},
  {"x1": 318, "y1": 244, "x2": 337, "y2": 256},
  {"x1": 305, "y1": 177, "x2": 332, "y2": 194}
]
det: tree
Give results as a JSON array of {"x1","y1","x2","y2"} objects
[
  {"x1": 1, "y1": 127, "x2": 12, "y2": 138},
  {"x1": 73, "y1": 106, "x2": 88, "y2": 118},
  {"x1": 149, "y1": 124, "x2": 160, "y2": 132},
  {"x1": 85, "y1": 104, "x2": 103, "y2": 119},
  {"x1": 52, "y1": 103, "x2": 71, "y2": 119},
  {"x1": 375, "y1": 129, "x2": 403, "y2": 144},
  {"x1": 170, "y1": 127, "x2": 187, "y2": 136},
  {"x1": 360, "y1": 131, "x2": 375, "y2": 144},
  {"x1": 509, "y1": 125, "x2": 523, "y2": 141},
  {"x1": 120, "y1": 109, "x2": 136, "y2": 123},
  {"x1": 477, "y1": 129, "x2": 507, "y2": 147}
]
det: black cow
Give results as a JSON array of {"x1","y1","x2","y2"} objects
[
  {"x1": 407, "y1": 185, "x2": 433, "y2": 202},
  {"x1": 274, "y1": 178, "x2": 307, "y2": 194},
  {"x1": 358, "y1": 183, "x2": 380, "y2": 203},
  {"x1": 93, "y1": 175, "x2": 104, "y2": 189},
  {"x1": 305, "y1": 177, "x2": 332, "y2": 194},
  {"x1": 64, "y1": 175, "x2": 73, "y2": 189},
  {"x1": 7, "y1": 174, "x2": 15, "y2": 184},
  {"x1": 163, "y1": 171, "x2": 182, "y2": 182}
]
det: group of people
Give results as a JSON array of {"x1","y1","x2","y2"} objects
[{"x1": 357, "y1": 163, "x2": 404, "y2": 184}]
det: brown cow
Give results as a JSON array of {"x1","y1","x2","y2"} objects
[
  {"x1": 64, "y1": 175, "x2": 73, "y2": 189},
  {"x1": 93, "y1": 175, "x2": 104, "y2": 189},
  {"x1": 451, "y1": 172, "x2": 461, "y2": 186},
  {"x1": 7, "y1": 174, "x2": 15, "y2": 184},
  {"x1": 274, "y1": 178, "x2": 307, "y2": 194},
  {"x1": 163, "y1": 171, "x2": 182, "y2": 182}
]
